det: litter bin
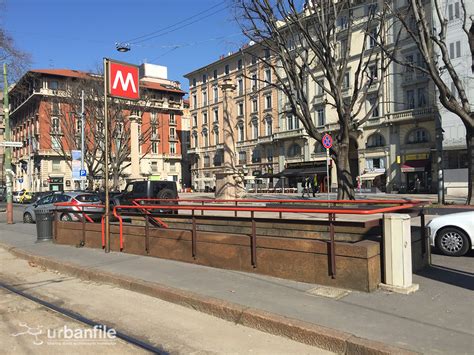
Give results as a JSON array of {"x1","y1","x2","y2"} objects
[{"x1": 36, "y1": 209, "x2": 54, "y2": 241}]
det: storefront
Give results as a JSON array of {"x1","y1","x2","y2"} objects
[
  {"x1": 49, "y1": 176, "x2": 64, "y2": 191},
  {"x1": 400, "y1": 154, "x2": 432, "y2": 193},
  {"x1": 359, "y1": 169, "x2": 386, "y2": 192},
  {"x1": 277, "y1": 161, "x2": 328, "y2": 191}
]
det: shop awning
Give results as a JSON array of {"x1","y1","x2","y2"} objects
[
  {"x1": 275, "y1": 168, "x2": 304, "y2": 177},
  {"x1": 401, "y1": 160, "x2": 429, "y2": 173},
  {"x1": 360, "y1": 171, "x2": 384, "y2": 181},
  {"x1": 301, "y1": 166, "x2": 328, "y2": 176}
]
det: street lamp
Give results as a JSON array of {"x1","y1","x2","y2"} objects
[{"x1": 115, "y1": 43, "x2": 131, "y2": 52}]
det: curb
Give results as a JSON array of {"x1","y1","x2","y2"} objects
[{"x1": 0, "y1": 243, "x2": 417, "y2": 355}]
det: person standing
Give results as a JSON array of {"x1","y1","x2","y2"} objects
[{"x1": 312, "y1": 175, "x2": 318, "y2": 197}]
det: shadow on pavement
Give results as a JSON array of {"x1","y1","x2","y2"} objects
[{"x1": 415, "y1": 252, "x2": 474, "y2": 291}]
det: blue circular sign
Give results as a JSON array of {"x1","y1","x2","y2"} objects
[
  {"x1": 322, "y1": 134, "x2": 333, "y2": 149},
  {"x1": 18, "y1": 178, "x2": 23, "y2": 183}
]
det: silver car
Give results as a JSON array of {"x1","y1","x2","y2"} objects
[{"x1": 23, "y1": 192, "x2": 103, "y2": 223}]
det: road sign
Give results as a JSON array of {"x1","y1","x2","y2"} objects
[
  {"x1": 108, "y1": 60, "x2": 140, "y2": 100},
  {"x1": 80, "y1": 169, "x2": 87, "y2": 177},
  {"x1": 0, "y1": 141, "x2": 23, "y2": 148},
  {"x1": 322, "y1": 134, "x2": 333, "y2": 149}
]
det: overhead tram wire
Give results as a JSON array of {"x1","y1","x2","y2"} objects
[{"x1": 124, "y1": 2, "x2": 230, "y2": 45}]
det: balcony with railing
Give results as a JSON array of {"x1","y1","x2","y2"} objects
[
  {"x1": 387, "y1": 106, "x2": 435, "y2": 122},
  {"x1": 168, "y1": 135, "x2": 178, "y2": 142},
  {"x1": 257, "y1": 135, "x2": 273, "y2": 144},
  {"x1": 273, "y1": 128, "x2": 305, "y2": 140}
]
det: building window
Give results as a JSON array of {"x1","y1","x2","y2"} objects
[
  {"x1": 251, "y1": 55, "x2": 257, "y2": 65},
  {"x1": 202, "y1": 91, "x2": 207, "y2": 106},
  {"x1": 449, "y1": 41, "x2": 461, "y2": 59},
  {"x1": 151, "y1": 161, "x2": 158, "y2": 172},
  {"x1": 368, "y1": 27, "x2": 377, "y2": 48},
  {"x1": 192, "y1": 78, "x2": 196, "y2": 87},
  {"x1": 49, "y1": 80, "x2": 59, "y2": 91},
  {"x1": 368, "y1": 63, "x2": 378, "y2": 82},
  {"x1": 368, "y1": 96, "x2": 379, "y2": 117},
  {"x1": 316, "y1": 107, "x2": 325, "y2": 126},
  {"x1": 238, "y1": 122, "x2": 244, "y2": 142},
  {"x1": 406, "y1": 128, "x2": 429, "y2": 144},
  {"x1": 169, "y1": 112, "x2": 176, "y2": 124},
  {"x1": 193, "y1": 132, "x2": 198, "y2": 148},
  {"x1": 203, "y1": 130, "x2": 209, "y2": 147},
  {"x1": 252, "y1": 119, "x2": 259, "y2": 139},
  {"x1": 417, "y1": 88, "x2": 427, "y2": 107},
  {"x1": 238, "y1": 102, "x2": 244, "y2": 116},
  {"x1": 213, "y1": 109, "x2": 218, "y2": 123},
  {"x1": 287, "y1": 114, "x2": 295, "y2": 130},
  {"x1": 238, "y1": 59, "x2": 242, "y2": 70},
  {"x1": 192, "y1": 94, "x2": 197, "y2": 109},
  {"x1": 265, "y1": 94, "x2": 272, "y2": 109},
  {"x1": 343, "y1": 73, "x2": 350, "y2": 89},
  {"x1": 192, "y1": 115, "x2": 197, "y2": 127},
  {"x1": 448, "y1": 2, "x2": 460, "y2": 20},
  {"x1": 213, "y1": 128, "x2": 219, "y2": 145},
  {"x1": 239, "y1": 151, "x2": 247, "y2": 165},
  {"x1": 265, "y1": 117, "x2": 272, "y2": 136},
  {"x1": 169, "y1": 127, "x2": 176, "y2": 139},
  {"x1": 366, "y1": 157, "x2": 385, "y2": 170},
  {"x1": 267, "y1": 148, "x2": 273, "y2": 162},
  {"x1": 204, "y1": 155, "x2": 210, "y2": 167},
  {"x1": 152, "y1": 142, "x2": 158, "y2": 154},
  {"x1": 52, "y1": 159, "x2": 61, "y2": 171},
  {"x1": 202, "y1": 74, "x2": 207, "y2": 84},
  {"x1": 264, "y1": 48, "x2": 270, "y2": 59},
  {"x1": 316, "y1": 79, "x2": 324, "y2": 96},
  {"x1": 251, "y1": 73, "x2": 258, "y2": 91},
  {"x1": 51, "y1": 136, "x2": 61, "y2": 149},
  {"x1": 252, "y1": 99, "x2": 258, "y2": 112},
  {"x1": 213, "y1": 86, "x2": 218, "y2": 103},
  {"x1": 406, "y1": 90, "x2": 415, "y2": 109},
  {"x1": 288, "y1": 143, "x2": 301, "y2": 158},
  {"x1": 225, "y1": 64, "x2": 230, "y2": 75},
  {"x1": 252, "y1": 149, "x2": 261, "y2": 163},
  {"x1": 170, "y1": 142, "x2": 176, "y2": 154},
  {"x1": 203, "y1": 112, "x2": 208, "y2": 125},
  {"x1": 265, "y1": 68, "x2": 271, "y2": 83},
  {"x1": 238, "y1": 78, "x2": 244, "y2": 95},
  {"x1": 51, "y1": 117, "x2": 60, "y2": 133},
  {"x1": 366, "y1": 133, "x2": 385, "y2": 148}
]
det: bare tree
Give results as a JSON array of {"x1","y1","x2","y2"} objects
[
  {"x1": 45, "y1": 75, "x2": 154, "y2": 190},
  {"x1": 0, "y1": 27, "x2": 30, "y2": 85},
  {"x1": 387, "y1": 0, "x2": 474, "y2": 204},
  {"x1": 234, "y1": 0, "x2": 395, "y2": 199}
]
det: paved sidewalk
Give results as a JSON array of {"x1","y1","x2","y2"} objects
[{"x1": 0, "y1": 223, "x2": 473, "y2": 354}]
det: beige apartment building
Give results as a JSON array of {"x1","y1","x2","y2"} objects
[
  {"x1": 185, "y1": 46, "x2": 279, "y2": 192},
  {"x1": 187, "y1": 0, "x2": 440, "y2": 194}
]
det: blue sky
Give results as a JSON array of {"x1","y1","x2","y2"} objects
[{"x1": 2, "y1": 0, "x2": 246, "y2": 93}]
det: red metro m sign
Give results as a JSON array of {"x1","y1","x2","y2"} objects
[{"x1": 107, "y1": 60, "x2": 140, "y2": 100}]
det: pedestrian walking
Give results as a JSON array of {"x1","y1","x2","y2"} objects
[{"x1": 302, "y1": 177, "x2": 311, "y2": 198}]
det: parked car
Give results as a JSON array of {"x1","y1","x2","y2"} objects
[
  {"x1": 113, "y1": 180, "x2": 178, "y2": 214},
  {"x1": 427, "y1": 211, "x2": 474, "y2": 256},
  {"x1": 19, "y1": 191, "x2": 34, "y2": 204},
  {"x1": 23, "y1": 192, "x2": 103, "y2": 223},
  {"x1": 12, "y1": 191, "x2": 24, "y2": 203}
]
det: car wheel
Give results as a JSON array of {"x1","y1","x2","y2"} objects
[
  {"x1": 435, "y1": 227, "x2": 470, "y2": 256},
  {"x1": 23, "y1": 212, "x2": 33, "y2": 224},
  {"x1": 60, "y1": 213, "x2": 73, "y2": 222}
]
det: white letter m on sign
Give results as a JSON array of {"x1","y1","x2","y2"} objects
[{"x1": 112, "y1": 70, "x2": 137, "y2": 93}]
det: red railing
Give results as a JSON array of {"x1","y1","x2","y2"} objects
[
  {"x1": 53, "y1": 198, "x2": 429, "y2": 278},
  {"x1": 113, "y1": 198, "x2": 428, "y2": 278}
]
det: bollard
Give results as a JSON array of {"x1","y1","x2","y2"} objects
[{"x1": 380, "y1": 213, "x2": 419, "y2": 294}]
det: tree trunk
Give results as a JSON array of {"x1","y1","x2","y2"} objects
[
  {"x1": 335, "y1": 144, "x2": 355, "y2": 200},
  {"x1": 467, "y1": 128, "x2": 474, "y2": 205},
  {"x1": 112, "y1": 168, "x2": 120, "y2": 191}
]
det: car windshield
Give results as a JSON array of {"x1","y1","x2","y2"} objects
[{"x1": 75, "y1": 194, "x2": 100, "y2": 202}]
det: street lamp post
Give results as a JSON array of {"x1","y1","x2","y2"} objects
[
  {"x1": 103, "y1": 58, "x2": 110, "y2": 253},
  {"x1": 81, "y1": 90, "x2": 85, "y2": 190},
  {"x1": 3, "y1": 63, "x2": 13, "y2": 224}
]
